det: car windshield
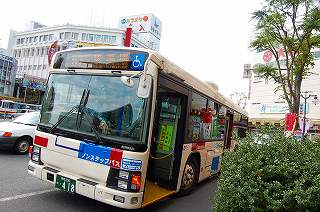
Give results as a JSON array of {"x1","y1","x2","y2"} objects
[
  {"x1": 13, "y1": 112, "x2": 40, "y2": 125},
  {"x1": 40, "y1": 74, "x2": 151, "y2": 145}
]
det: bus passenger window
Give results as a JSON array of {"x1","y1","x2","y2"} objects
[
  {"x1": 208, "y1": 100, "x2": 226, "y2": 140},
  {"x1": 188, "y1": 93, "x2": 208, "y2": 141}
]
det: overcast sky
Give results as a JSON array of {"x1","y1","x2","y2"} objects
[{"x1": 0, "y1": 0, "x2": 262, "y2": 98}]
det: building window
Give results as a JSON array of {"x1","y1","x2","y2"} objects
[
  {"x1": 37, "y1": 65, "x2": 42, "y2": 70},
  {"x1": 96, "y1": 35, "x2": 101, "y2": 42},
  {"x1": 65, "y1": 32, "x2": 71, "y2": 40},
  {"x1": 88, "y1": 34, "x2": 94, "y2": 42},
  {"x1": 73, "y1": 33, "x2": 79, "y2": 40},
  {"x1": 28, "y1": 65, "x2": 32, "y2": 70},
  {"x1": 49, "y1": 34, "x2": 53, "y2": 41},
  {"x1": 314, "y1": 51, "x2": 320, "y2": 59},
  {"x1": 81, "y1": 33, "x2": 86, "y2": 40},
  {"x1": 29, "y1": 37, "x2": 32, "y2": 43},
  {"x1": 110, "y1": 36, "x2": 116, "y2": 43},
  {"x1": 39, "y1": 36, "x2": 43, "y2": 42},
  {"x1": 14, "y1": 50, "x2": 17, "y2": 58},
  {"x1": 17, "y1": 50, "x2": 21, "y2": 57},
  {"x1": 31, "y1": 48, "x2": 34, "y2": 56},
  {"x1": 26, "y1": 37, "x2": 29, "y2": 43},
  {"x1": 21, "y1": 38, "x2": 25, "y2": 44},
  {"x1": 33, "y1": 65, "x2": 37, "y2": 70},
  {"x1": 59, "y1": 32, "x2": 64, "y2": 40},
  {"x1": 103, "y1": 35, "x2": 109, "y2": 43},
  {"x1": 16, "y1": 39, "x2": 20, "y2": 45},
  {"x1": 34, "y1": 36, "x2": 38, "y2": 42},
  {"x1": 43, "y1": 35, "x2": 48, "y2": 42},
  {"x1": 43, "y1": 65, "x2": 47, "y2": 70}
]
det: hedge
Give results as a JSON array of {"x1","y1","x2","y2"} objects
[{"x1": 213, "y1": 128, "x2": 320, "y2": 211}]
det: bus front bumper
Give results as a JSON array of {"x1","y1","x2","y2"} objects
[{"x1": 28, "y1": 161, "x2": 143, "y2": 209}]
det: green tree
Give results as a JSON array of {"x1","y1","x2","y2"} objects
[{"x1": 250, "y1": 0, "x2": 320, "y2": 115}]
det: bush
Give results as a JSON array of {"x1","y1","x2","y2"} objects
[{"x1": 213, "y1": 127, "x2": 320, "y2": 212}]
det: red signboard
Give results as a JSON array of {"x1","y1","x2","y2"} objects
[{"x1": 285, "y1": 113, "x2": 297, "y2": 131}]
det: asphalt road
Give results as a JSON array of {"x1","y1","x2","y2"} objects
[{"x1": 0, "y1": 150, "x2": 217, "y2": 212}]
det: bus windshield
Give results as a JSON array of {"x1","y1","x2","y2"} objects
[{"x1": 40, "y1": 74, "x2": 151, "y2": 146}]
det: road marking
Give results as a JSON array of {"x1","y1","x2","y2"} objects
[{"x1": 0, "y1": 188, "x2": 57, "y2": 202}]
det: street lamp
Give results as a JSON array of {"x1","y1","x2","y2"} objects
[{"x1": 301, "y1": 91, "x2": 318, "y2": 142}]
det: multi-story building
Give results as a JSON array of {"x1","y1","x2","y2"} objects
[
  {"x1": 0, "y1": 48, "x2": 17, "y2": 96},
  {"x1": 247, "y1": 48, "x2": 320, "y2": 128},
  {"x1": 7, "y1": 21, "x2": 151, "y2": 80},
  {"x1": 6, "y1": 14, "x2": 162, "y2": 100}
]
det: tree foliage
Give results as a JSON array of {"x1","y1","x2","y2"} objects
[
  {"x1": 213, "y1": 127, "x2": 320, "y2": 211},
  {"x1": 250, "y1": 0, "x2": 320, "y2": 113}
]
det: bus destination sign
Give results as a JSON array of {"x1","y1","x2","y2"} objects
[{"x1": 53, "y1": 50, "x2": 148, "y2": 71}]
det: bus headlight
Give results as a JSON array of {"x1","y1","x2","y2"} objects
[
  {"x1": 31, "y1": 146, "x2": 42, "y2": 164},
  {"x1": 33, "y1": 146, "x2": 40, "y2": 154},
  {"x1": 119, "y1": 170, "x2": 129, "y2": 180},
  {"x1": 117, "y1": 180, "x2": 128, "y2": 190},
  {"x1": 31, "y1": 154, "x2": 40, "y2": 162}
]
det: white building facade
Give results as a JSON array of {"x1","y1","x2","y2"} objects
[
  {"x1": 0, "y1": 48, "x2": 17, "y2": 96},
  {"x1": 248, "y1": 48, "x2": 320, "y2": 126},
  {"x1": 7, "y1": 21, "x2": 153, "y2": 81}
]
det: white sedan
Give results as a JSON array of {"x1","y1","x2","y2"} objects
[{"x1": 0, "y1": 111, "x2": 40, "y2": 154}]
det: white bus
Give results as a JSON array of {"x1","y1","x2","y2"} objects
[
  {"x1": 0, "y1": 100, "x2": 41, "y2": 118},
  {"x1": 28, "y1": 47, "x2": 248, "y2": 209}
]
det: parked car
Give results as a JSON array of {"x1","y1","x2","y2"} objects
[{"x1": 0, "y1": 111, "x2": 40, "y2": 154}]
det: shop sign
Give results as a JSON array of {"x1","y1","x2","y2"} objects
[
  {"x1": 260, "y1": 104, "x2": 287, "y2": 113},
  {"x1": 119, "y1": 14, "x2": 162, "y2": 39}
]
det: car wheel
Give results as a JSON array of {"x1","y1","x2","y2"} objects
[
  {"x1": 14, "y1": 139, "x2": 30, "y2": 155},
  {"x1": 179, "y1": 157, "x2": 199, "y2": 195}
]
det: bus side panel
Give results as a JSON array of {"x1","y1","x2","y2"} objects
[
  {"x1": 176, "y1": 141, "x2": 224, "y2": 192},
  {"x1": 176, "y1": 143, "x2": 193, "y2": 192}
]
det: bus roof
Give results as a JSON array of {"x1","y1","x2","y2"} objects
[{"x1": 51, "y1": 46, "x2": 248, "y2": 116}]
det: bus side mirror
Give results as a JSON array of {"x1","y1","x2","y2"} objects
[{"x1": 137, "y1": 75, "x2": 152, "y2": 99}]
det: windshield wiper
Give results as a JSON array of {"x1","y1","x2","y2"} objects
[
  {"x1": 80, "y1": 109, "x2": 104, "y2": 145},
  {"x1": 76, "y1": 89, "x2": 104, "y2": 145},
  {"x1": 76, "y1": 89, "x2": 90, "y2": 130},
  {"x1": 49, "y1": 89, "x2": 87, "y2": 133}
]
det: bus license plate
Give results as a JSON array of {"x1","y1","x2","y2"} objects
[{"x1": 55, "y1": 175, "x2": 76, "y2": 193}]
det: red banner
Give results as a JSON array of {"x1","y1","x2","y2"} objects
[
  {"x1": 285, "y1": 113, "x2": 297, "y2": 131},
  {"x1": 124, "y1": 28, "x2": 132, "y2": 47}
]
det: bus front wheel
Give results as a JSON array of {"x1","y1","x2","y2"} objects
[{"x1": 179, "y1": 157, "x2": 199, "y2": 195}]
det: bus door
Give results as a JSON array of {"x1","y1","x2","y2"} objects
[
  {"x1": 225, "y1": 111, "x2": 234, "y2": 149},
  {"x1": 142, "y1": 82, "x2": 188, "y2": 207}
]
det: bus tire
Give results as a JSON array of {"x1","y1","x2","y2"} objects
[
  {"x1": 179, "y1": 156, "x2": 199, "y2": 196},
  {"x1": 14, "y1": 137, "x2": 31, "y2": 155}
]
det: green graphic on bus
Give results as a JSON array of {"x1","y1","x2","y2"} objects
[{"x1": 157, "y1": 124, "x2": 174, "y2": 153}]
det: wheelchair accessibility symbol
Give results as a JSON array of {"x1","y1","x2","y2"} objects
[{"x1": 131, "y1": 54, "x2": 145, "y2": 70}]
